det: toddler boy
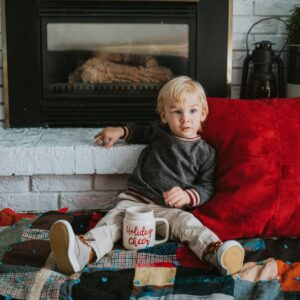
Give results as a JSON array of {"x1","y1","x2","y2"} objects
[{"x1": 50, "y1": 76, "x2": 244, "y2": 275}]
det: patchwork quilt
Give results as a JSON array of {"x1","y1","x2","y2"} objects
[{"x1": 0, "y1": 211, "x2": 299, "y2": 299}]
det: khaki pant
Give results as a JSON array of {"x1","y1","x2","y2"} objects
[{"x1": 85, "y1": 193, "x2": 220, "y2": 261}]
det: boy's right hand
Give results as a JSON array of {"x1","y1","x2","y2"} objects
[
  {"x1": 94, "y1": 127, "x2": 125, "y2": 149},
  {"x1": 163, "y1": 186, "x2": 191, "y2": 208}
]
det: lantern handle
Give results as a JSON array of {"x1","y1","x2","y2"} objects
[{"x1": 246, "y1": 17, "x2": 287, "y2": 57}]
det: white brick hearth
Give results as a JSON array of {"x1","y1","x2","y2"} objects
[{"x1": 0, "y1": 128, "x2": 145, "y2": 211}]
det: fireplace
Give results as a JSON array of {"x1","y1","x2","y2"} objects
[{"x1": 3, "y1": 0, "x2": 231, "y2": 127}]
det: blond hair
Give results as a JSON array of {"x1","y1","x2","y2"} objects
[{"x1": 157, "y1": 76, "x2": 208, "y2": 124}]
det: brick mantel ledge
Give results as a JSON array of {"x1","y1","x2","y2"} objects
[{"x1": 0, "y1": 128, "x2": 145, "y2": 176}]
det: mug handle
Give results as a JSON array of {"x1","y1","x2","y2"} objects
[{"x1": 154, "y1": 218, "x2": 169, "y2": 245}]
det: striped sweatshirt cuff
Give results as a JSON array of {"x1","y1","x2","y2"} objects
[
  {"x1": 120, "y1": 126, "x2": 131, "y2": 140},
  {"x1": 185, "y1": 189, "x2": 200, "y2": 207}
]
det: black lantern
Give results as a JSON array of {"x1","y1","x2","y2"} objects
[{"x1": 240, "y1": 41, "x2": 285, "y2": 99}]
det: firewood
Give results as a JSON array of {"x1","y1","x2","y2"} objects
[{"x1": 69, "y1": 53, "x2": 173, "y2": 85}]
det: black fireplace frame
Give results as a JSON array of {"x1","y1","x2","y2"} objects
[{"x1": 3, "y1": 0, "x2": 231, "y2": 127}]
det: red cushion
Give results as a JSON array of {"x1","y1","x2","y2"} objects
[{"x1": 193, "y1": 97, "x2": 300, "y2": 239}]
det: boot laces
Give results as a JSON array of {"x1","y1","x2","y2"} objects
[
  {"x1": 202, "y1": 240, "x2": 223, "y2": 261},
  {"x1": 78, "y1": 234, "x2": 95, "y2": 246}
]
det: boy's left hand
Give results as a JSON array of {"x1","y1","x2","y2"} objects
[{"x1": 163, "y1": 186, "x2": 191, "y2": 208}]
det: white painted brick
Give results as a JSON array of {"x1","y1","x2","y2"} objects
[
  {"x1": 254, "y1": 0, "x2": 300, "y2": 16},
  {"x1": 56, "y1": 127, "x2": 95, "y2": 146},
  {"x1": 38, "y1": 128, "x2": 62, "y2": 145},
  {"x1": 233, "y1": 16, "x2": 261, "y2": 34},
  {"x1": 232, "y1": 50, "x2": 247, "y2": 68},
  {"x1": 75, "y1": 145, "x2": 95, "y2": 174},
  {"x1": 33, "y1": 146, "x2": 75, "y2": 175},
  {"x1": 93, "y1": 142, "x2": 144, "y2": 174},
  {"x1": 0, "y1": 147, "x2": 15, "y2": 175},
  {"x1": 2, "y1": 128, "x2": 44, "y2": 147},
  {"x1": 94, "y1": 174, "x2": 129, "y2": 191},
  {"x1": 0, "y1": 193, "x2": 59, "y2": 212},
  {"x1": 60, "y1": 192, "x2": 119, "y2": 211},
  {"x1": 32, "y1": 175, "x2": 92, "y2": 192},
  {"x1": 12, "y1": 147, "x2": 36, "y2": 175},
  {"x1": 233, "y1": 33, "x2": 252, "y2": 50},
  {"x1": 233, "y1": 0, "x2": 253, "y2": 16},
  {"x1": 233, "y1": 16, "x2": 286, "y2": 34},
  {"x1": 232, "y1": 68, "x2": 243, "y2": 85},
  {"x1": 73, "y1": 129, "x2": 100, "y2": 176},
  {"x1": 0, "y1": 128, "x2": 145, "y2": 176},
  {"x1": 231, "y1": 85, "x2": 242, "y2": 98},
  {"x1": 0, "y1": 176, "x2": 29, "y2": 192}
]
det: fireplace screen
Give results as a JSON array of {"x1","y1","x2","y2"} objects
[
  {"x1": 4, "y1": 0, "x2": 230, "y2": 127},
  {"x1": 44, "y1": 23, "x2": 189, "y2": 97}
]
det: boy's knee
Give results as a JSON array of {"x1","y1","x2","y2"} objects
[{"x1": 171, "y1": 210, "x2": 201, "y2": 233}]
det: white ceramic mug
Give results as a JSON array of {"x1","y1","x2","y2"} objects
[{"x1": 123, "y1": 206, "x2": 170, "y2": 250}]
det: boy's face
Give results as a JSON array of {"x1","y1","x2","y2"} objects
[{"x1": 160, "y1": 92, "x2": 206, "y2": 139}]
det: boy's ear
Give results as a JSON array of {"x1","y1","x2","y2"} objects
[
  {"x1": 160, "y1": 111, "x2": 167, "y2": 123},
  {"x1": 201, "y1": 109, "x2": 208, "y2": 122}
]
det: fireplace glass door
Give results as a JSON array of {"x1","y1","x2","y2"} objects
[
  {"x1": 39, "y1": 16, "x2": 195, "y2": 125},
  {"x1": 43, "y1": 21, "x2": 191, "y2": 99}
]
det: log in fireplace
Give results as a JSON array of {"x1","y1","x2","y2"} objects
[{"x1": 3, "y1": 0, "x2": 231, "y2": 127}]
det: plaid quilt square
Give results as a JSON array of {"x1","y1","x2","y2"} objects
[
  {"x1": 38, "y1": 272, "x2": 66, "y2": 300},
  {"x1": 137, "y1": 252, "x2": 176, "y2": 266},
  {"x1": 21, "y1": 228, "x2": 49, "y2": 241},
  {"x1": 0, "y1": 272, "x2": 33, "y2": 299},
  {"x1": 0, "y1": 271, "x2": 65, "y2": 299},
  {"x1": 90, "y1": 248, "x2": 138, "y2": 270}
]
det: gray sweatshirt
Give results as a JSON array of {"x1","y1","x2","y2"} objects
[{"x1": 123, "y1": 122, "x2": 216, "y2": 208}]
